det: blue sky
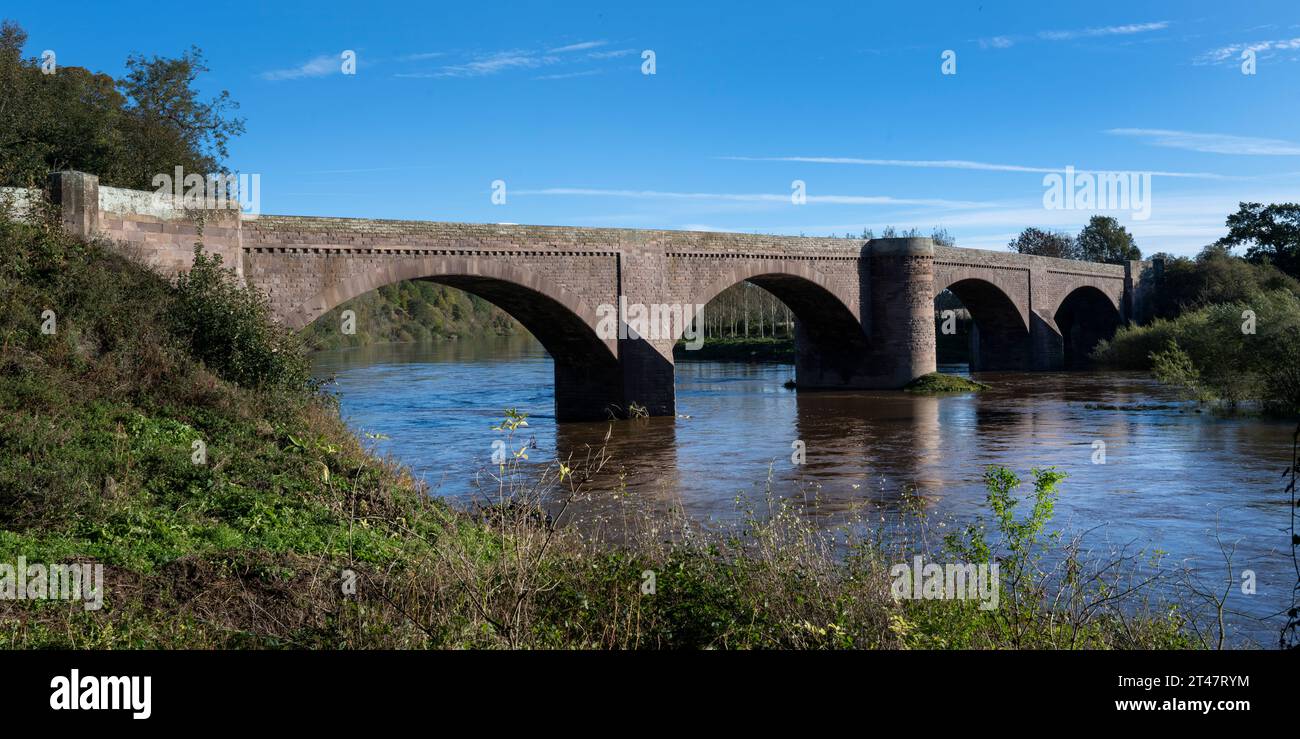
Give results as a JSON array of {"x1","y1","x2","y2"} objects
[{"x1": 12, "y1": 1, "x2": 1300, "y2": 255}]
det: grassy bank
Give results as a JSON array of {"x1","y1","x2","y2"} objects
[{"x1": 0, "y1": 211, "x2": 1201, "y2": 648}]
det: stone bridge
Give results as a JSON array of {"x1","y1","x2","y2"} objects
[{"x1": 45, "y1": 171, "x2": 1154, "y2": 421}]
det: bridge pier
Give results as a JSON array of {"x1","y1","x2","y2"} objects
[
  {"x1": 1029, "y1": 311, "x2": 1065, "y2": 371},
  {"x1": 617, "y1": 337, "x2": 676, "y2": 418},
  {"x1": 553, "y1": 360, "x2": 628, "y2": 422},
  {"x1": 864, "y1": 238, "x2": 937, "y2": 385}
]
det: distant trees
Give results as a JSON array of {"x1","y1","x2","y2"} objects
[
  {"x1": 851, "y1": 226, "x2": 955, "y2": 247},
  {"x1": 1213, "y1": 202, "x2": 1300, "y2": 278},
  {"x1": 0, "y1": 19, "x2": 243, "y2": 188},
  {"x1": 1008, "y1": 217, "x2": 1141, "y2": 264},
  {"x1": 1146, "y1": 246, "x2": 1300, "y2": 321},
  {"x1": 697, "y1": 283, "x2": 793, "y2": 340},
  {"x1": 1008, "y1": 227, "x2": 1080, "y2": 259},
  {"x1": 1077, "y1": 216, "x2": 1141, "y2": 263}
]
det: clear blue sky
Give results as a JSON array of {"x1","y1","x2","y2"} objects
[{"x1": 12, "y1": 1, "x2": 1300, "y2": 255}]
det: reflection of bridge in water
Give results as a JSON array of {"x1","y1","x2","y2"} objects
[{"x1": 49, "y1": 171, "x2": 1156, "y2": 421}]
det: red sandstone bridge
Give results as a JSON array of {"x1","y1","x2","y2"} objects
[{"x1": 42, "y1": 171, "x2": 1154, "y2": 420}]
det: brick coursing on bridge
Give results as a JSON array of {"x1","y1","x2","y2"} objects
[{"x1": 40, "y1": 171, "x2": 1153, "y2": 420}]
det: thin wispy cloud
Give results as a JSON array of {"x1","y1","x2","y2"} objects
[
  {"x1": 978, "y1": 21, "x2": 1169, "y2": 50},
  {"x1": 719, "y1": 155, "x2": 1230, "y2": 180},
  {"x1": 587, "y1": 48, "x2": 638, "y2": 59},
  {"x1": 432, "y1": 50, "x2": 560, "y2": 78},
  {"x1": 397, "y1": 40, "x2": 636, "y2": 79},
  {"x1": 514, "y1": 187, "x2": 993, "y2": 209},
  {"x1": 1196, "y1": 37, "x2": 1300, "y2": 64},
  {"x1": 260, "y1": 54, "x2": 341, "y2": 81},
  {"x1": 1107, "y1": 128, "x2": 1300, "y2": 156},
  {"x1": 1038, "y1": 21, "x2": 1169, "y2": 41},
  {"x1": 686, "y1": 190, "x2": 1300, "y2": 256},
  {"x1": 533, "y1": 70, "x2": 602, "y2": 81},
  {"x1": 549, "y1": 40, "x2": 607, "y2": 53}
]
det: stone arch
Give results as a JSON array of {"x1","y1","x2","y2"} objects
[
  {"x1": 937, "y1": 278, "x2": 1032, "y2": 371},
  {"x1": 291, "y1": 257, "x2": 622, "y2": 421},
  {"x1": 1053, "y1": 285, "x2": 1121, "y2": 369},
  {"x1": 682, "y1": 260, "x2": 872, "y2": 387},
  {"x1": 687, "y1": 260, "x2": 863, "y2": 327}
]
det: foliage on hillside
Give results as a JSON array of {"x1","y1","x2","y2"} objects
[
  {"x1": 1093, "y1": 250, "x2": 1300, "y2": 412},
  {"x1": 1146, "y1": 247, "x2": 1300, "y2": 321},
  {"x1": 299, "y1": 281, "x2": 521, "y2": 351}
]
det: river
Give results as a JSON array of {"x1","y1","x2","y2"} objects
[{"x1": 311, "y1": 335, "x2": 1297, "y2": 647}]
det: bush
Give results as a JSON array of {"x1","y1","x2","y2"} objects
[
  {"x1": 1094, "y1": 289, "x2": 1300, "y2": 412},
  {"x1": 170, "y1": 246, "x2": 309, "y2": 390},
  {"x1": 1151, "y1": 250, "x2": 1300, "y2": 320}
]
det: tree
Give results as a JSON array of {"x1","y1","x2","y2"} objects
[
  {"x1": 115, "y1": 47, "x2": 245, "y2": 187},
  {"x1": 0, "y1": 19, "x2": 243, "y2": 189},
  {"x1": 1076, "y1": 215, "x2": 1141, "y2": 263},
  {"x1": 1213, "y1": 202, "x2": 1300, "y2": 278},
  {"x1": 1008, "y1": 227, "x2": 1079, "y2": 259}
]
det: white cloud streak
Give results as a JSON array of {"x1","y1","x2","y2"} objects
[
  {"x1": 1106, "y1": 128, "x2": 1300, "y2": 156},
  {"x1": 1037, "y1": 21, "x2": 1170, "y2": 41},
  {"x1": 979, "y1": 21, "x2": 1169, "y2": 50},
  {"x1": 430, "y1": 51, "x2": 560, "y2": 77},
  {"x1": 513, "y1": 187, "x2": 993, "y2": 209},
  {"x1": 549, "y1": 40, "x2": 608, "y2": 53},
  {"x1": 1196, "y1": 37, "x2": 1300, "y2": 64},
  {"x1": 718, "y1": 155, "x2": 1231, "y2": 180},
  {"x1": 260, "y1": 54, "x2": 341, "y2": 81}
]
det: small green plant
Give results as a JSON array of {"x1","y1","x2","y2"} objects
[{"x1": 943, "y1": 466, "x2": 1066, "y2": 647}]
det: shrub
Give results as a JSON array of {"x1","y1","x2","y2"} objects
[
  {"x1": 1094, "y1": 289, "x2": 1300, "y2": 412},
  {"x1": 1151, "y1": 251, "x2": 1300, "y2": 320},
  {"x1": 171, "y1": 246, "x2": 309, "y2": 390}
]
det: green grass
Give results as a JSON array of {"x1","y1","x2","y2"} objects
[
  {"x1": 299, "y1": 280, "x2": 521, "y2": 350},
  {"x1": 904, "y1": 373, "x2": 989, "y2": 394}
]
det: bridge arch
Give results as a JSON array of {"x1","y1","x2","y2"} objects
[
  {"x1": 681, "y1": 261, "x2": 872, "y2": 387},
  {"x1": 1054, "y1": 285, "x2": 1121, "y2": 369},
  {"x1": 289, "y1": 257, "x2": 622, "y2": 421},
  {"x1": 936, "y1": 278, "x2": 1032, "y2": 371}
]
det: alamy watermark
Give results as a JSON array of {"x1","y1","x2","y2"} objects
[
  {"x1": 596, "y1": 298, "x2": 705, "y2": 349},
  {"x1": 152, "y1": 166, "x2": 261, "y2": 217},
  {"x1": 0, "y1": 557, "x2": 104, "y2": 611},
  {"x1": 1042, "y1": 165, "x2": 1151, "y2": 221},
  {"x1": 890, "y1": 555, "x2": 999, "y2": 610}
]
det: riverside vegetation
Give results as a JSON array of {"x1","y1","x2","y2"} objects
[
  {"x1": 0, "y1": 206, "x2": 1206, "y2": 649},
  {"x1": 1093, "y1": 249, "x2": 1300, "y2": 414}
]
